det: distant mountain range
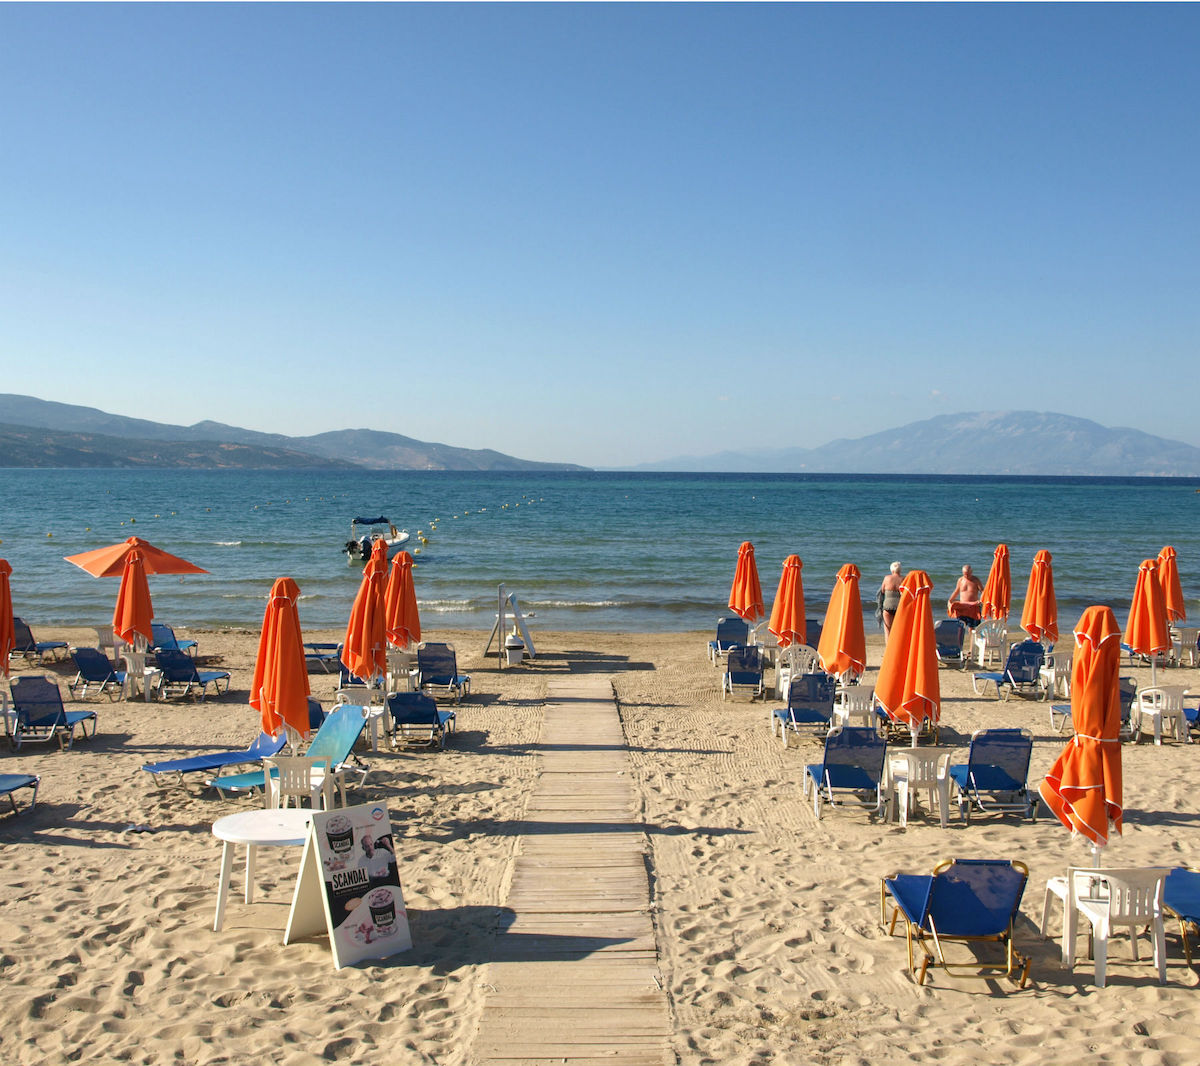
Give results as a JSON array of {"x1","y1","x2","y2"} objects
[
  {"x1": 1, "y1": 397, "x2": 1195, "y2": 475},
  {"x1": 0, "y1": 394, "x2": 587, "y2": 471},
  {"x1": 623, "y1": 411, "x2": 1200, "y2": 477}
]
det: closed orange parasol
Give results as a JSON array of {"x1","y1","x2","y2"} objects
[
  {"x1": 384, "y1": 551, "x2": 421, "y2": 649},
  {"x1": 729, "y1": 542, "x2": 764, "y2": 625},
  {"x1": 818, "y1": 563, "x2": 866, "y2": 680},
  {"x1": 1020, "y1": 550, "x2": 1058, "y2": 645},
  {"x1": 250, "y1": 577, "x2": 312, "y2": 742},
  {"x1": 767, "y1": 555, "x2": 805, "y2": 649},
  {"x1": 112, "y1": 549, "x2": 155, "y2": 645},
  {"x1": 1126, "y1": 557, "x2": 1170, "y2": 685},
  {"x1": 980, "y1": 543, "x2": 1011, "y2": 621},
  {"x1": 0, "y1": 559, "x2": 13, "y2": 677},
  {"x1": 875, "y1": 570, "x2": 940, "y2": 743},
  {"x1": 1157, "y1": 546, "x2": 1185, "y2": 625},
  {"x1": 64, "y1": 536, "x2": 208, "y2": 648},
  {"x1": 342, "y1": 538, "x2": 388, "y2": 683},
  {"x1": 1039, "y1": 606, "x2": 1123, "y2": 850}
]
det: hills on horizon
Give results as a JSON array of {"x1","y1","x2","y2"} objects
[
  {"x1": 0, "y1": 396, "x2": 1196, "y2": 476},
  {"x1": 619, "y1": 411, "x2": 1200, "y2": 477},
  {"x1": 0, "y1": 394, "x2": 586, "y2": 471}
]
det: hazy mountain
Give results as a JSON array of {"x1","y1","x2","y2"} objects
[
  {"x1": 625, "y1": 412, "x2": 1200, "y2": 476},
  {"x1": 0, "y1": 394, "x2": 587, "y2": 471}
]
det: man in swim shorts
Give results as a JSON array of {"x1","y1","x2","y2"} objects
[{"x1": 947, "y1": 564, "x2": 984, "y2": 628}]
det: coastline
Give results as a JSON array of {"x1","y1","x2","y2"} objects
[{"x1": 3, "y1": 624, "x2": 1198, "y2": 1064}]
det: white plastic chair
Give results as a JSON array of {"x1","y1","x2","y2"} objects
[
  {"x1": 1132, "y1": 686, "x2": 1190, "y2": 745},
  {"x1": 1070, "y1": 867, "x2": 1169, "y2": 987},
  {"x1": 262, "y1": 756, "x2": 336, "y2": 810},
  {"x1": 777, "y1": 644, "x2": 820, "y2": 700},
  {"x1": 1039, "y1": 652, "x2": 1073, "y2": 701},
  {"x1": 972, "y1": 619, "x2": 1006, "y2": 667},
  {"x1": 833, "y1": 686, "x2": 876, "y2": 728},
  {"x1": 1170, "y1": 626, "x2": 1200, "y2": 667}
]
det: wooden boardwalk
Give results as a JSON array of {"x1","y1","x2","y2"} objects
[{"x1": 469, "y1": 676, "x2": 671, "y2": 1066}]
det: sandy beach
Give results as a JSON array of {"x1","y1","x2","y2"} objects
[{"x1": 3, "y1": 624, "x2": 1199, "y2": 1065}]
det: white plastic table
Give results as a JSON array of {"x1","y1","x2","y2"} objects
[{"x1": 211, "y1": 808, "x2": 312, "y2": 931}]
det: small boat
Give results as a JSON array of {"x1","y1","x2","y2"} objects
[{"x1": 343, "y1": 516, "x2": 410, "y2": 564}]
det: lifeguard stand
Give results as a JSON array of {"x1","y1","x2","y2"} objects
[{"x1": 484, "y1": 584, "x2": 537, "y2": 668}]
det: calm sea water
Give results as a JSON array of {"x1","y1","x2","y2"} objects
[{"x1": 2, "y1": 470, "x2": 1197, "y2": 635}]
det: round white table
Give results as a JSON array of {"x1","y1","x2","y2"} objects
[{"x1": 211, "y1": 808, "x2": 312, "y2": 931}]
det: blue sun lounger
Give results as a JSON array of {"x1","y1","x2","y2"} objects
[
  {"x1": 773, "y1": 671, "x2": 836, "y2": 747},
  {"x1": 0, "y1": 773, "x2": 39, "y2": 815},
  {"x1": 1164, "y1": 867, "x2": 1200, "y2": 966},
  {"x1": 10, "y1": 617, "x2": 68, "y2": 664},
  {"x1": 387, "y1": 692, "x2": 456, "y2": 749},
  {"x1": 141, "y1": 731, "x2": 287, "y2": 786},
  {"x1": 971, "y1": 640, "x2": 1045, "y2": 700},
  {"x1": 151, "y1": 621, "x2": 198, "y2": 657},
  {"x1": 803, "y1": 726, "x2": 888, "y2": 819},
  {"x1": 68, "y1": 647, "x2": 128, "y2": 700},
  {"x1": 209, "y1": 704, "x2": 369, "y2": 803},
  {"x1": 948, "y1": 728, "x2": 1036, "y2": 823},
  {"x1": 881, "y1": 858, "x2": 1031, "y2": 986},
  {"x1": 153, "y1": 649, "x2": 231, "y2": 701},
  {"x1": 6, "y1": 675, "x2": 98, "y2": 750}
]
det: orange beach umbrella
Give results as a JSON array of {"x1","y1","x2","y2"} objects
[
  {"x1": 1157, "y1": 546, "x2": 1185, "y2": 625},
  {"x1": 384, "y1": 550, "x2": 421, "y2": 649},
  {"x1": 1020, "y1": 550, "x2": 1058, "y2": 645},
  {"x1": 64, "y1": 536, "x2": 208, "y2": 648},
  {"x1": 1039, "y1": 606, "x2": 1123, "y2": 851},
  {"x1": 343, "y1": 538, "x2": 388, "y2": 683},
  {"x1": 112, "y1": 549, "x2": 155, "y2": 645},
  {"x1": 980, "y1": 543, "x2": 1011, "y2": 621},
  {"x1": 250, "y1": 577, "x2": 312, "y2": 742},
  {"x1": 728, "y1": 542, "x2": 764, "y2": 625},
  {"x1": 818, "y1": 563, "x2": 866, "y2": 680},
  {"x1": 875, "y1": 570, "x2": 940, "y2": 743},
  {"x1": 1126, "y1": 558, "x2": 1170, "y2": 685},
  {"x1": 767, "y1": 554, "x2": 806, "y2": 649},
  {"x1": 0, "y1": 559, "x2": 13, "y2": 677}
]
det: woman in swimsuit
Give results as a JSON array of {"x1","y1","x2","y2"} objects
[{"x1": 878, "y1": 562, "x2": 903, "y2": 643}]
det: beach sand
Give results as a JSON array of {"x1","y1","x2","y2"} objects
[{"x1": 2, "y1": 625, "x2": 1199, "y2": 1065}]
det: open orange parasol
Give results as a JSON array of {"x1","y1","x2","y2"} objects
[
  {"x1": 64, "y1": 536, "x2": 208, "y2": 648},
  {"x1": 250, "y1": 577, "x2": 312, "y2": 742},
  {"x1": 1039, "y1": 606, "x2": 1123, "y2": 850},
  {"x1": 875, "y1": 570, "x2": 940, "y2": 743},
  {"x1": 1157, "y1": 546, "x2": 1185, "y2": 625},
  {"x1": 1126, "y1": 557, "x2": 1170, "y2": 685},
  {"x1": 767, "y1": 555, "x2": 805, "y2": 649},
  {"x1": 0, "y1": 559, "x2": 13, "y2": 677},
  {"x1": 818, "y1": 563, "x2": 866, "y2": 680},
  {"x1": 1020, "y1": 549, "x2": 1058, "y2": 645},
  {"x1": 384, "y1": 550, "x2": 421, "y2": 649},
  {"x1": 342, "y1": 538, "x2": 388, "y2": 683},
  {"x1": 728, "y1": 541, "x2": 765, "y2": 625},
  {"x1": 981, "y1": 543, "x2": 1011, "y2": 621}
]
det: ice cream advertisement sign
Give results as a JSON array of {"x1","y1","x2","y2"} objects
[{"x1": 285, "y1": 802, "x2": 412, "y2": 968}]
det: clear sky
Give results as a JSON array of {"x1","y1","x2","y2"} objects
[{"x1": 1, "y1": 3, "x2": 1197, "y2": 467}]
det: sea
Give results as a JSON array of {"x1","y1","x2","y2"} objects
[{"x1": 2, "y1": 469, "x2": 1197, "y2": 635}]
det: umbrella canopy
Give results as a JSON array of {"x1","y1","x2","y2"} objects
[
  {"x1": 1157, "y1": 546, "x2": 1185, "y2": 625},
  {"x1": 64, "y1": 536, "x2": 208, "y2": 650},
  {"x1": 342, "y1": 538, "x2": 388, "y2": 683},
  {"x1": 1126, "y1": 557, "x2": 1170, "y2": 685},
  {"x1": 1039, "y1": 606, "x2": 1123, "y2": 849},
  {"x1": 724, "y1": 540, "x2": 763, "y2": 624},
  {"x1": 250, "y1": 577, "x2": 312, "y2": 741},
  {"x1": 818, "y1": 563, "x2": 866, "y2": 679},
  {"x1": 0, "y1": 559, "x2": 13, "y2": 678},
  {"x1": 767, "y1": 554, "x2": 805, "y2": 649},
  {"x1": 1020, "y1": 549, "x2": 1058, "y2": 645},
  {"x1": 728, "y1": 541, "x2": 765, "y2": 624},
  {"x1": 980, "y1": 543, "x2": 1011, "y2": 621},
  {"x1": 112, "y1": 549, "x2": 155, "y2": 645},
  {"x1": 384, "y1": 550, "x2": 421, "y2": 649},
  {"x1": 875, "y1": 570, "x2": 940, "y2": 741},
  {"x1": 64, "y1": 536, "x2": 208, "y2": 578}
]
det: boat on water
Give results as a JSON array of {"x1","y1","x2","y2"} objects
[{"x1": 343, "y1": 516, "x2": 411, "y2": 564}]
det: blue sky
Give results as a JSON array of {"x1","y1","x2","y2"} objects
[{"x1": 1, "y1": 3, "x2": 1197, "y2": 467}]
